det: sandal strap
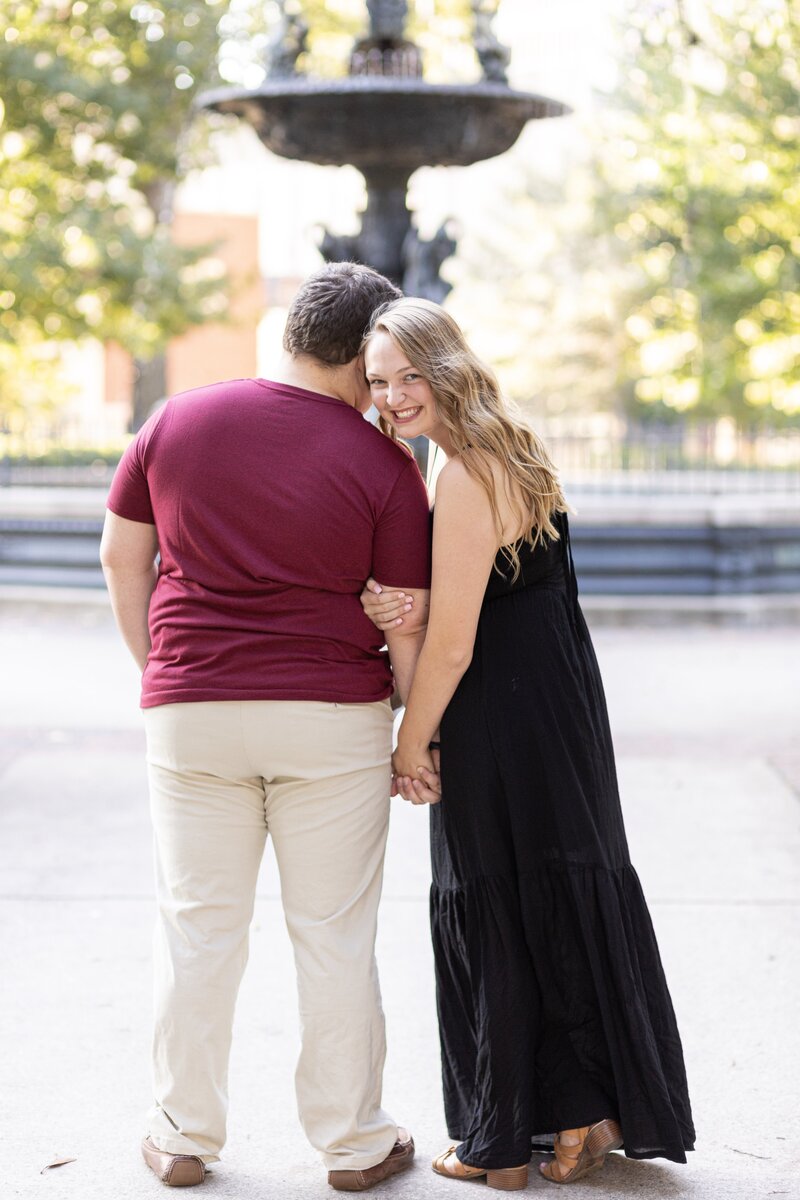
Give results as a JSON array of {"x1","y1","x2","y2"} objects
[
  {"x1": 553, "y1": 1127, "x2": 590, "y2": 1168},
  {"x1": 432, "y1": 1146, "x2": 457, "y2": 1170},
  {"x1": 433, "y1": 1147, "x2": 485, "y2": 1179},
  {"x1": 553, "y1": 1142, "x2": 580, "y2": 1167}
]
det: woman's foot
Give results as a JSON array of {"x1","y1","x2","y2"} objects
[
  {"x1": 432, "y1": 1147, "x2": 529, "y2": 1191},
  {"x1": 538, "y1": 1119, "x2": 623, "y2": 1184}
]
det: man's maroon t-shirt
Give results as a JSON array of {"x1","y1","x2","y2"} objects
[{"x1": 106, "y1": 379, "x2": 431, "y2": 708}]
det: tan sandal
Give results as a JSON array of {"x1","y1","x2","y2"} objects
[
  {"x1": 538, "y1": 1119, "x2": 623, "y2": 1184},
  {"x1": 432, "y1": 1146, "x2": 529, "y2": 1191}
]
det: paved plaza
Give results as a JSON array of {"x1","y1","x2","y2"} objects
[{"x1": 2, "y1": 598, "x2": 799, "y2": 1199}]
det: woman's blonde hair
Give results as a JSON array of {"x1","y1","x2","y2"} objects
[{"x1": 363, "y1": 297, "x2": 567, "y2": 577}]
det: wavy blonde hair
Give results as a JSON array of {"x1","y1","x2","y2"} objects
[{"x1": 363, "y1": 297, "x2": 567, "y2": 577}]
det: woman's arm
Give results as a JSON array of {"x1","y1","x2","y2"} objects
[
  {"x1": 392, "y1": 459, "x2": 498, "y2": 782},
  {"x1": 383, "y1": 586, "x2": 429, "y2": 705}
]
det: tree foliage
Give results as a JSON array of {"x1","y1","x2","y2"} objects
[
  {"x1": 597, "y1": 0, "x2": 800, "y2": 425},
  {"x1": 454, "y1": 0, "x2": 800, "y2": 429},
  {"x1": 0, "y1": 0, "x2": 241, "y2": 374}
]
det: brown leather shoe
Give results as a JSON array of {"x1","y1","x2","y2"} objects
[
  {"x1": 141, "y1": 1137, "x2": 206, "y2": 1187},
  {"x1": 328, "y1": 1128, "x2": 415, "y2": 1191}
]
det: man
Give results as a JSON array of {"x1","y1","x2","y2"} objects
[{"x1": 100, "y1": 263, "x2": 432, "y2": 1190}]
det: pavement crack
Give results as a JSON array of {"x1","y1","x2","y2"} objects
[{"x1": 725, "y1": 1146, "x2": 772, "y2": 1160}]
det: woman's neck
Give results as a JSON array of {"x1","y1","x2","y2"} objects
[{"x1": 428, "y1": 430, "x2": 457, "y2": 459}]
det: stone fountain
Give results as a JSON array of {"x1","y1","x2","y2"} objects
[{"x1": 199, "y1": 0, "x2": 569, "y2": 301}]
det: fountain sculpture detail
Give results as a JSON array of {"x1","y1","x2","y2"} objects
[{"x1": 200, "y1": 0, "x2": 569, "y2": 298}]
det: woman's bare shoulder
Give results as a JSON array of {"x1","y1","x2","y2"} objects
[
  {"x1": 433, "y1": 458, "x2": 495, "y2": 541},
  {"x1": 435, "y1": 456, "x2": 482, "y2": 497}
]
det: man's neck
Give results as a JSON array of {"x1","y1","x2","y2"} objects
[{"x1": 269, "y1": 353, "x2": 358, "y2": 409}]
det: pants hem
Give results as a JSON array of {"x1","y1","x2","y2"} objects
[
  {"x1": 147, "y1": 1133, "x2": 221, "y2": 1164},
  {"x1": 321, "y1": 1132, "x2": 399, "y2": 1172}
]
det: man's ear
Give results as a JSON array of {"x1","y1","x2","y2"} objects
[{"x1": 351, "y1": 355, "x2": 373, "y2": 414}]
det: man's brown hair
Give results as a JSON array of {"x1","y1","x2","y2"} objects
[{"x1": 283, "y1": 262, "x2": 402, "y2": 366}]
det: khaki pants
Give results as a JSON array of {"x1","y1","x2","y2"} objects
[{"x1": 143, "y1": 699, "x2": 397, "y2": 1170}]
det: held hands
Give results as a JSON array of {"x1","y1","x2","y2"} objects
[
  {"x1": 391, "y1": 746, "x2": 442, "y2": 806},
  {"x1": 364, "y1": 581, "x2": 438, "y2": 805},
  {"x1": 360, "y1": 578, "x2": 414, "y2": 630}
]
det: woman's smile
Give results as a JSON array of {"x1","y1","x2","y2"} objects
[{"x1": 391, "y1": 404, "x2": 424, "y2": 425}]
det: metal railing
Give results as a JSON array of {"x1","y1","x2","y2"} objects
[
  {"x1": 543, "y1": 432, "x2": 800, "y2": 495},
  {"x1": 3, "y1": 419, "x2": 799, "y2": 489}
]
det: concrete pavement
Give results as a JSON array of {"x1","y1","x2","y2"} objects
[{"x1": 1, "y1": 600, "x2": 799, "y2": 1199}]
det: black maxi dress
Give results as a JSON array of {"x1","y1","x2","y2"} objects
[{"x1": 430, "y1": 513, "x2": 695, "y2": 1170}]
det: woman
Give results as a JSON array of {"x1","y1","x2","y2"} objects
[{"x1": 360, "y1": 298, "x2": 694, "y2": 1189}]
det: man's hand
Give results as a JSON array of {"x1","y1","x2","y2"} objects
[{"x1": 393, "y1": 765, "x2": 442, "y2": 806}]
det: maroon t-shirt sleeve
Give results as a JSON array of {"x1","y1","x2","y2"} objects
[
  {"x1": 372, "y1": 458, "x2": 432, "y2": 589},
  {"x1": 106, "y1": 406, "x2": 167, "y2": 525}
]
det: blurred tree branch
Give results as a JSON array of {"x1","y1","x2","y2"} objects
[
  {"x1": 0, "y1": 0, "x2": 248, "y2": 424},
  {"x1": 450, "y1": 0, "x2": 800, "y2": 431},
  {"x1": 0, "y1": 2, "x2": 238, "y2": 359},
  {"x1": 595, "y1": 0, "x2": 800, "y2": 426}
]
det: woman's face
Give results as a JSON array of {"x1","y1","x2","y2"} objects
[{"x1": 365, "y1": 329, "x2": 440, "y2": 440}]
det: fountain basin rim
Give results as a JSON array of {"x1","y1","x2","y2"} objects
[{"x1": 198, "y1": 76, "x2": 572, "y2": 117}]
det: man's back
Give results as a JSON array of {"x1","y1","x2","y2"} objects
[{"x1": 108, "y1": 377, "x2": 431, "y2": 707}]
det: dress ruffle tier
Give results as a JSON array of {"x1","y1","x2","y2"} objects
[{"x1": 430, "y1": 860, "x2": 694, "y2": 1166}]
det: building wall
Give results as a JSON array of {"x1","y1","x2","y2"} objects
[
  {"x1": 103, "y1": 211, "x2": 261, "y2": 427},
  {"x1": 167, "y1": 212, "x2": 261, "y2": 395}
]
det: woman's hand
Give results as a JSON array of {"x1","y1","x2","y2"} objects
[
  {"x1": 392, "y1": 741, "x2": 441, "y2": 806},
  {"x1": 360, "y1": 577, "x2": 414, "y2": 630},
  {"x1": 392, "y1": 736, "x2": 433, "y2": 781}
]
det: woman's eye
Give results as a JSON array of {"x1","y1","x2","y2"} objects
[
  {"x1": 369, "y1": 380, "x2": 386, "y2": 389},
  {"x1": 404, "y1": 374, "x2": 420, "y2": 382}
]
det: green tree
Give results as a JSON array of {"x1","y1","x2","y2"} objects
[
  {"x1": 0, "y1": 0, "x2": 236, "y2": 424},
  {"x1": 596, "y1": 0, "x2": 800, "y2": 426},
  {"x1": 714, "y1": 0, "x2": 800, "y2": 422},
  {"x1": 452, "y1": 0, "x2": 800, "y2": 433}
]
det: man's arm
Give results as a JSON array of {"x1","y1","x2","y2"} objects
[
  {"x1": 100, "y1": 511, "x2": 159, "y2": 672},
  {"x1": 384, "y1": 587, "x2": 429, "y2": 705}
]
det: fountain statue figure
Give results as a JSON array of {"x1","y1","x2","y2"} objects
[
  {"x1": 264, "y1": 4, "x2": 309, "y2": 79},
  {"x1": 367, "y1": 0, "x2": 408, "y2": 41},
  {"x1": 473, "y1": 0, "x2": 511, "y2": 84},
  {"x1": 402, "y1": 224, "x2": 458, "y2": 306}
]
